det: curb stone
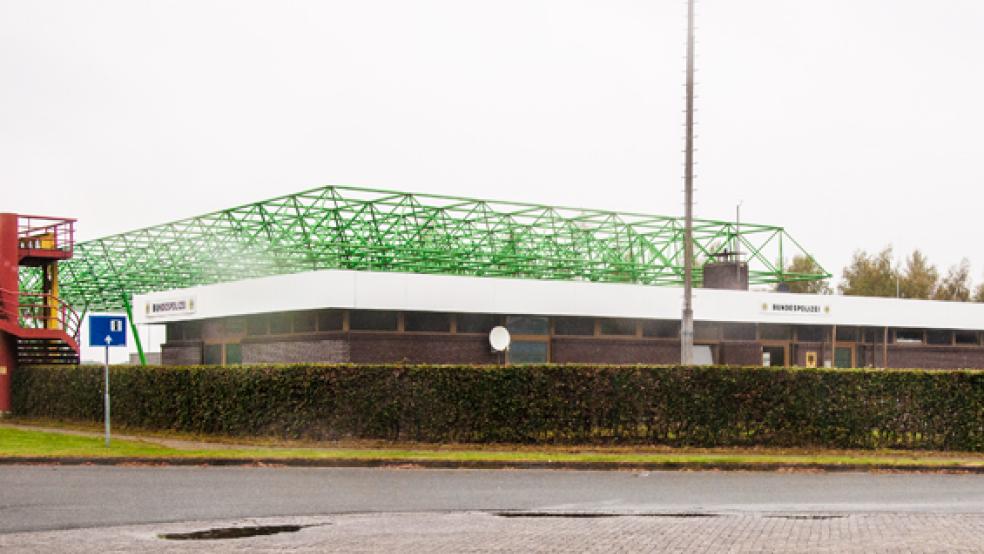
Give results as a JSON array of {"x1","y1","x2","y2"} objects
[{"x1": 0, "y1": 456, "x2": 981, "y2": 473}]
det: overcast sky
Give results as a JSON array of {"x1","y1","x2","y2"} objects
[{"x1": 3, "y1": 0, "x2": 983, "y2": 286}]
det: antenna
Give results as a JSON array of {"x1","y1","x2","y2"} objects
[
  {"x1": 489, "y1": 325, "x2": 511, "y2": 367},
  {"x1": 489, "y1": 326, "x2": 511, "y2": 352}
]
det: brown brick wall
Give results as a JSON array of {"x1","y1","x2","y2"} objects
[
  {"x1": 550, "y1": 337, "x2": 680, "y2": 364},
  {"x1": 242, "y1": 338, "x2": 349, "y2": 364},
  {"x1": 718, "y1": 341, "x2": 761, "y2": 365},
  {"x1": 158, "y1": 332, "x2": 984, "y2": 369},
  {"x1": 162, "y1": 342, "x2": 202, "y2": 365},
  {"x1": 349, "y1": 333, "x2": 498, "y2": 364},
  {"x1": 885, "y1": 345, "x2": 984, "y2": 369}
]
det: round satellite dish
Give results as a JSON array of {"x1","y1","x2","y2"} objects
[{"x1": 489, "y1": 326, "x2": 511, "y2": 352}]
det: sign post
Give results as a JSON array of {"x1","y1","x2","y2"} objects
[{"x1": 89, "y1": 316, "x2": 127, "y2": 447}]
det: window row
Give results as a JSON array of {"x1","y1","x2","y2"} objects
[{"x1": 165, "y1": 312, "x2": 984, "y2": 346}]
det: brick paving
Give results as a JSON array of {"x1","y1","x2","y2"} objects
[{"x1": 2, "y1": 511, "x2": 984, "y2": 553}]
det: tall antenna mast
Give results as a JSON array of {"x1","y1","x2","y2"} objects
[{"x1": 681, "y1": 0, "x2": 696, "y2": 364}]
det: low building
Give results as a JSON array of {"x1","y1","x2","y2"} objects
[{"x1": 135, "y1": 268, "x2": 984, "y2": 369}]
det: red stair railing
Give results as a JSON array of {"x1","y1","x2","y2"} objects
[
  {"x1": 0, "y1": 288, "x2": 81, "y2": 345},
  {"x1": 16, "y1": 215, "x2": 76, "y2": 254}
]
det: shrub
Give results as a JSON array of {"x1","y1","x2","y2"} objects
[{"x1": 12, "y1": 364, "x2": 984, "y2": 451}]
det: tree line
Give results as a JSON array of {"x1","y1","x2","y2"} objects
[{"x1": 780, "y1": 247, "x2": 984, "y2": 301}]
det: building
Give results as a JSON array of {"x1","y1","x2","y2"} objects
[
  {"x1": 11, "y1": 184, "x2": 984, "y2": 377},
  {"x1": 0, "y1": 214, "x2": 80, "y2": 413},
  {"x1": 135, "y1": 267, "x2": 984, "y2": 369}
]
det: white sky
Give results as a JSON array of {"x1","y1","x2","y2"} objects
[{"x1": 3, "y1": 0, "x2": 983, "y2": 287}]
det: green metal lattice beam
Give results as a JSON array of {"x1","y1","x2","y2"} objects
[{"x1": 21, "y1": 185, "x2": 830, "y2": 312}]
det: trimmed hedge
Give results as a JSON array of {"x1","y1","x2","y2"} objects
[{"x1": 12, "y1": 364, "x2": 984, "y2": 451}]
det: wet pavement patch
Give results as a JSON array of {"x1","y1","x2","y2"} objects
[
  {"x1": 495, "y1": 512, "x2": 720, "y2": 519},
  {"x1": 765, "y1": 515, "x2": 846, "y2": 520},
  {"x1": 158, "y1": 524, "x2": 307, "y2": 540}
]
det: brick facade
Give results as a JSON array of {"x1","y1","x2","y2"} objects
[
  {"x1": 349, "y1": 333, "x2": 498, "y2": 364},
  {"x1": 884, "y1": 345, "x2": 984, "y2": 369},
  {"x1": 157, "y1": 312, "x2": 984, "y2": 369},
  {"x1": 242, "y1": 337, "x2": 349, "y2": 364},
  {"x1": 550, "y1": 337, "x2": 679, "y2": 364},
  {"x1": 717, "y1": 341, "x2": 762, "y2": 365},
  {"x1": 161, "y1": 342, "x2": 203, "y2": 365}
]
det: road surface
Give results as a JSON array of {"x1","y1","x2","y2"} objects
[{"x1": 1, "y1": 466, "x2": 983, "y2": 551}]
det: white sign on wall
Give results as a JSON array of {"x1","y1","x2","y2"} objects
[
  {"x1": 145, "y1": 297, "x2": 196, "y2": 318},
  {"x1": 761, "y1": 302, "x2": 830, "y2": 316}
]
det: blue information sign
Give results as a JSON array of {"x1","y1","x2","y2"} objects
[{"x1": 89, "y1": 315, "x2": 127, "y2": 348}]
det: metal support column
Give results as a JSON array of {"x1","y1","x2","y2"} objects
[{"x1": 681, "y1": 0, "x2": 697, "y2": 364}]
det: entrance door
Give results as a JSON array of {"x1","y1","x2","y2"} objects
[
  {"x1": 762, "y1": 345, "x2": 786, "y2": 367},
  {"x1": 834, "y1": 346, "x2": 854, "y2": 368}
]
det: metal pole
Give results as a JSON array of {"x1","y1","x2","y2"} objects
[
  {"x1": 883, "y1": 326, "x2": 889, "y2": 369},
  {"x1": 104, "y1": 342, "x2": 111, "y2": 447},
  {"x1": 681, "y1": 0, "x2": 696, "y2": 364},
  {"x1": 122, "y1": 294, "x2": 146, "y2": 365},
  {"x1": 736, "y1": 201, "x2": 742, "y2": 281}
]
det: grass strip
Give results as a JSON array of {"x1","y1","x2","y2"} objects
[{"x1": 1, "y1": 427, "x2": 983, "y2": 468}]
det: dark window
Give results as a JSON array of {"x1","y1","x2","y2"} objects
[
  {"x1": 405, "y1": 312, "x2": 451, "y2": 332},
  {"x1": 225, "y1": 317, "x2": 245, "y2": 333},
  {"x1": 927, "y1": 330, "x2": 952, "y2": 345},
  {"x1": 759, "y1": 324, "x2": 792, "y2": 341},
  {"x1": 896, "y1": 328, "x2": 924, "y2": 343},
  {"x1": 317, "y1": 310, "x2": 344, "y2": 331},
  {"x1": 506, "y1": 315, "x2": 549, "y2": 335},
  {"x1": 225, "y1": 343, "x2": 242, "y2": 365},
  {"x1": 246, "y1": 316, "x2": 268, "y2": 336},
  {"x1": 599, "y1": 318, "x2": 636, "y2": 336},
  {"x1": 509, "y1": 341, "x2": 548, "y2": 364},
  {"x1": 269, "y1": 313, "x2": 292, "y2": 335},
  {"x1": 292, "y1": 311, "x2": 317, "y2": 333},
  {"x1": 694, "y1": 321, "x2": 719, "y2": 341},
  {"x1": 643, "y1": 320, "x2": 679, "y2": 339},
  {"x1": 203, "y1": 344, "x2": 222, "y2": 365},
  {"x1": 553, "y1": 317, "x2": 595, "y2": 336},
  {"x1": 457, "y1": 313, "x2": 500, "y2": 334},
  {"x1": 860, "y1": 327, "x2": 879, "y2": 343},
  {"x1": 955, "y1": 330, "x2": 978, "y2": 345},
  {"x1": 166, "y1": 322, "x2": 183, "y2": 341},
  {"x1": 796, "y1": 325, "x2": 828, "y2": 343},
  {"x1": 350, "y1": 310, "x2": 398, "y2": 331},
  {"x1": 183, "y1": 320, "x2": 203, "y2": 340},
  {"x1": 721, "y1": 323, "x2": 756, "y2": 341},
  {"x1": 836, "y1": 327, "x2": 858, "y2": 342}
]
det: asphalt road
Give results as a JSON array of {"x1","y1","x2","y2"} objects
[{"x1": 1, "y1": 466, "x2": 983, "y2": 534}]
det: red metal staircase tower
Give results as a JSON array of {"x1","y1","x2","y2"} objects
[{"x1": 0, "y1": 213, "x2": 81, "y2": 413}]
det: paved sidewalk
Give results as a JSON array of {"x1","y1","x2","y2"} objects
[{"x1": 3, "y1": 511, "x2": 984, "y2": 553}]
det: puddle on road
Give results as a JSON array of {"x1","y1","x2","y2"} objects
[
  {"x1": 765, "y1": 514, "x2": 847, "y2": 521},
  {"x1": 495, "y1": 512, "x2": 720, "y2": 519},
  {"x1": 158, "y1": 524, "x2": 307, "y2": 540}
]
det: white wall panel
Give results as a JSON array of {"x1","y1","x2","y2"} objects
[{"x1": 134, "y1": 269, "x2": 984, "y2": 331}]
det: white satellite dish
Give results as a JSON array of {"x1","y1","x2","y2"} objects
[{"x1": 489, "y1": 326, "x2": 511, "y2": 352}]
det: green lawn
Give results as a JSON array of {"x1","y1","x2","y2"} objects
[{"x1": 1, "y1": 427, "x2": 982, "y2": 468}]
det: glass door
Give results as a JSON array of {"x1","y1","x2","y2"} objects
[{"x1": 834, "y1": 346, "x2": 854, "y2": 368}]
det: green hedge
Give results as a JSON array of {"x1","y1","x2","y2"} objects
[{"x1": 12, "y1": 364, "x2": 984, "y2": 451}]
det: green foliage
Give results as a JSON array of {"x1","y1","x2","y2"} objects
[
  {"x1": 933, "y1": 259, "x2": 972, "y2": 301},
  {"x1": 899, "y1": 250, "x2": 938, "y2": 299},
  {"x1": 840, "y1": 246, "x2": 897, "y2": 297},
  {"x1": 780, "y1": 255, "x2": 831, "y2": 294},
  {"x1": 12, "y1": 364, "x2": 984, "y2": 451}
]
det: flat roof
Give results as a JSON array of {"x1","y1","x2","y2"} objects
[{"x1": 133, "y1": 269, "x2": 984, "y2": 331}]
